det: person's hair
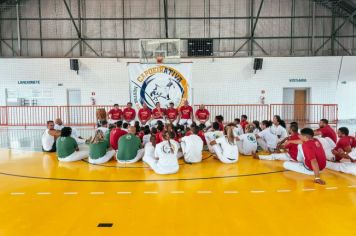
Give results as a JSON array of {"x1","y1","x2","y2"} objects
[
  {"x1": 274, "y1": 115, "x2": 286, "y2": 128},
  {"x1": 47, "y1": 120, "x2": 54, "y2": 125},
  {"x1": 91, "y1": 130, "x2": 104, "y2": 144},
  {"x1": 245, "y1": 124, "x2": 254, "y2": 133},
  {"x1": 191, "y1": 126, "x2": 199, "y2": 135},
  {"x1": 155, "y1": 102, "x2": 160, "y2": 106},
  {"x1": 127, "y1": 102, "x2": 132, "y2": 105},
  {"x1": 108, "y1": 124, "x2": 116, "y2": 130},
  {"x1": 116, "y1": 120, "x2": 123, "y2": 128},
  {"x1": 169, "y1": 102, "x2": 174, "y2": 105},
  {"x1": 143, "y1": 125, "x2": 151, "y2": 135},
  {"x1": 150, "y1": 135, "x2": 157, "y2": 147},
  {"x1": 190, "y1": 122, "x2": 197, "y2": 128},
  {"x1": 199, "y1": 123, "x2": 206, "y2": 130},
  {"x1": 123, "y1": 123, "x2": 129, "y2": 129},
  {"x1": 101, "y1": 120, "x2": 108, "y2": 126},
  {"x1": 224, "y1": 125, "x2": 235, "y2": 145},
  {"x1": 114, "y1": 104, "x2": 119, "y2": 106},
  {"x1": 290, "y1": 121, "x2": 298, "y2": 129},
  {"x1": 60, "y1": 127, "x2": 72, "y2": 137},
  {"x1": 234, "y1": 118, "x2": 241, "y2": 124},
  {"x1": 157, "y1": 124, "x2": 165, "y2": 132},
  {"x1": 215, "y1": 115, "x2": 224, "y2": 122},
  {"x1": 185, "y1": 127, "x2": 191, "y2": 133},
  {"x1": 338, "y1": 127, "x2": 349, "y2": 136},
  {"x1": 157, "y1": 120, "x2": 164, "y2": 126},
  {"x1": 163, "y1": 131, "x2": 174, "y2": 153},
  {"x1": 241, "y1": 115, "x2": 247, "y2": 120},
  {"x1": 253, "y1": 120, "x2": 261, "y2": 131},
  {"x1": 290, "y1": 124, "x2": 299, "y2": 133},
  {"x1": 300, "y1": 128, "x2": 314, "y2": 137},
  {"x1": 261, "y1": 120, "x2": 272, "y2": 128},
  {"x1": 320, "y1": 119, "x2": 329, "y2": 124},
  {"x1": 151, "y1": 127, "x2": 158, "y2": 134},
  {"x1": 212, "y1": 122, "x2": 220, "y2": 130}
]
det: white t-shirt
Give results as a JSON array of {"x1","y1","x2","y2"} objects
[
  {"x1": 142, "y1": 134, "x2": 151, "y2": 147},
  {"x1": 239, "y1": 133, "x2": 257, "y2": 154},
  {"x1": 42, "y1": 129, "x2": 55, "y2": 151},
  {"x1": 258, "y1": 128, "x2": 278, "y2": 149},
  {"x1": 270, "y1": 125, "x2": 288, "y2": 140},
  {"x1": 54, "y1": 124, "x2": 64, "y2": 131},
  {"x1": 233, "y1": 125, "x2": 244, "y2": 137},
  {"x1": 215, "y1": 136, "x2": 239, "y2": 161},
  {"x1": 143, "y1": 142, "x2": 155, "y2": 159},
  {"x1": 154, "y1": 140, "x2": 179, "y2": 168},
  {"x1": 181, "y1": 134, "x2": 203, "y2": 163},
  {"x1": 97, "y1": 127, "x2": 108, "y2": 134}
]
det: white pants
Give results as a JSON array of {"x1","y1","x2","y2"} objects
[
  {"x1": 109, "y1": 119, "x2": 120, "y2": 124},
  {"x1": 143, "y1": 155, "x2": 179, "y2": 175},
  {"x1": 58, "y1": 150, "x2": 88, "y2": 162},
  {"x1": 88, "y1": 150, "x2": 115, "y2": 164},
  {"x1": 181, "y1": 142, "x2": 202, "y2": 163},
  {"x1": 259, "y1": 153, "x2": 292, "y2": 161},
  {"x1": 326, "y1": 161, "x2": 356, "y2": 176},
  {"x1": 166, "y1": 119, "x2": 178, "y2": 126},
  {"x1": 205, "y1": 132, "x2": 217, "y2": 153},
  {"x1": 316, "y1": 137, "x2": 336, "y2": 161},
  {"x1": 196, "y1": 120, "x2": 211, "y2": 127},
  {"x1": 237, "y1": 141, "x2": 257, "y2": 155},
  {"x1": 123, "y1": 120, "x2": 135, "y2": 126},
  {"x1": 179, "y1": 119, "x2": 192, "y2": 126},
  {"x1": 348, "y1": 148, "x2": 356, "y2": 160},
  {"x1": 283, "y1": 144, "x2": 315, "y2": 175},
  {"x1": 150, "y1": 119, "x2": 165, "y2": 127},
  {"x1": 117, "y1": 148, "x2": 145, "y2": 164},
  {"x1": 257, "y1": 139, "x2": 275, "y2": 152},
  {"x1": 212, "y1": 145, "x2": 238, "y2": 164},
  {"x1": 139, "y1": 120, "x2": 150, "y2": 127}
]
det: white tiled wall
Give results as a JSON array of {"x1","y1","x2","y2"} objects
[{"x1": 0, "y1": 57, "x2": 355, "y2": 119}]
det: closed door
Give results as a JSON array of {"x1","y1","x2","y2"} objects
[
  {"x1": 67, "y1": 89, "x2": 81, "y2": 125},
  {"x1": 294, "y1": 90, "x2": 307, "y2": 124},
  {"x1": 67, "y1": 89, "x2": 81, "y2": 105}
]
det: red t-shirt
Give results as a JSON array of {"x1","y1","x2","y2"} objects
[
  {"x1": 302, "y1": 139, "x2": 327, "y2": 171},
  {"x1": 285, "y1": 133, "x2": 300, "y2": 161},
  {"x1": 109, "y1": 128, "x2": 127, "y2": 150},
  {"x1": 185, "y1": 131, "x2": 192, "y2": 136},
  {"x1": 195, "y1": 109, "x2": 210, "y2": 121},
  {"x1": 334, "y1": 136, "x2": 355, "y2": 161},
  {"x1": 218, "y1": 122, "x2": 224, "y2": 131},
  {"x1": 155, "y1": 132, "x2": 164, "y2": 144},
  {"x1": 138, "y1": 108, "x2": 152, "y2": 122},
  {"x1": 318, "y1": 125, "x2": 337, "y2": 144},
  {"x1": 108, "y1": 108, "x2": 122, "y2": 120},
  {"x1": 179, "y1": 105, "x2": 193, "y2": 119},
  {"x1": 152, "y1": 108, "x2": 165, "y2": 119},
  {"x1": 122, "y1": 108, "x2": 136, "y2": 121},
  {"x1": 166, "y1": 108, "x2": 178, "y2": 120},
  {"x1": 198, "y1": 130, "x2": 207, "y2": 145},
  {"x1": 240, "y1": 120, "x2": 248, "y2": 130}
]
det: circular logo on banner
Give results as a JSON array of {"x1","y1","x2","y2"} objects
[{"x1": 132, "y1": 65, "x2": 189, "y2": 109}]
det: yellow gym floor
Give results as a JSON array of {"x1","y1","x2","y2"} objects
[{"x1": 0, "y1": 129, "x2": 355, "y2": 236}]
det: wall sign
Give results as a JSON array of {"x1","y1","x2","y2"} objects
[
  {"x1": 289, "y1": 78, "x2": 307, "y2": 83},
  {"x1": 18, "y1": 80, "x2": 40, "y2": 85}
]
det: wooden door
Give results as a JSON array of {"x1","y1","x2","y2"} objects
[{"x1": 294, "y1": 90, "x2": 307, "y2": 125}]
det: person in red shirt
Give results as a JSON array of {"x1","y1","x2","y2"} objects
[
  {"x1": 138, "y1": 103, "x2": 152, "y2": 126},
  {"x1": 166, "y1": 102, "x2": 179, "y2": 126},
  {"x1": 109, "y1": 121, "x2": 127, "y2": 150},
  {"x1": 122, "y1": 102, "x2": 136, "y2": 126},
  {"x1": 107, "y1": 104, "x2": 122, "y2": 124},
  {"x1": 151, "y1": 102, "x2": 166, "y2": 127},
  {"x1": 215, "y1": 115, "x2": 224, "y2": 131},
  {"x1": 178, "y1": 100, "x2": 193, "y2": 126},
  {"x1": 195, "y1": 104, "x2": 211, "y2": 128},
  {"x1": 283, "y1": 128, "x2": 327, "y2": 185},
  {"x1": 240, "y1": 115, "x2": 248, "y2": 132},
  {"x1": 331, "y1": 127, "x2": 355, "y2": 162},
  {"x1": 314, "y1": 119, "x2": 337, "y2": 144}
]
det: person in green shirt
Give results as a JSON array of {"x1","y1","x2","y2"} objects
[
  {"x1": 89, "y1": 129, "x2": 115, "y2": 164},
  {"x1": 116, "y1": 126, "x2": 144, "y2": 163},
  {"x1": 56, "y1": 127, "x2": 88, "y2": 162}
]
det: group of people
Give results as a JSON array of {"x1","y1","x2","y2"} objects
[{"x1": 41, "y1": 102, "x2": 356, "y2": 185}]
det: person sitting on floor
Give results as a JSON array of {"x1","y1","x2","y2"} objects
[
  {"x1": 116, "y1": 126, "x2": 143, "y2": 163},
  {"x1": 42, "y1": 120, "x2": 61, "y2": 152},
  {"x1": 56, "y1": 127, "x2": 88, "y2": 162},
  {"x1": 88, "y1": 129, "x2": 115, "y2": 164}
]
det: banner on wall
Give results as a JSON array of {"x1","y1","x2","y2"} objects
[{"x1": 128, "y1": 63, "x2": 192, "y2": 109}]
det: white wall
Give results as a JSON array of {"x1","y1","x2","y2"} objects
[{"x1": 0, "y1": 56, "x2": 355, "y2": 119}]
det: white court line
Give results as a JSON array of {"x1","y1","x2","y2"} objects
[
  {"x1": 117, "y1": 191, "x2": 132, "y2": 195},
  {"x1": 277, "y1": 189, "x2": 291, "y2": 193},
  {"x1": 302, "y1": 188, "x2": 315, "y2": 192},
  {"x1": 197, "y1": 190, "x2": 212, "y2": 194},
  {"x1": 170, "y1": 191, "x2": 184, "y2": 194},
  {"x1": 348, "y1": 185, "x2": 356, "y2": 188},
  {"x1": 144, "y1": 191, "x2": 158, "y2": 194},
  {"x1": 224, "y1": 191, "x2": 239, "y2": 194},
  {"x1": 90, "y1": 192, "x2": 104, "y2": 195},
  {"x1": 64, "y1": 192, "x2": 78, "y2": 195},
  {"x1": 250, "y1": 190, "x2": 265, "y2": 193},
  {"x1": 325, "y1": 187, "x2": 338, "y2": 190},
  {"x1": 10, "y1": 192, "x2": 25, "y2": 195},
  {"x1": 37, "y1": 192, "x2": 52, "y2": 195}
]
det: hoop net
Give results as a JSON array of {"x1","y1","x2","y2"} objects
[{"x1": 139, "y1": 39, "x2": 181, "y2": 64}]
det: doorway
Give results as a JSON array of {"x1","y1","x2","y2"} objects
[
  {"x1": 283, "y1": 88, "x2": 310, "y2": 124},
  {"x1": 67, "y1": 89, "x2": 81, "y2": 125}
]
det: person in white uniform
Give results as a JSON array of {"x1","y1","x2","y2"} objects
[
  {"x1": 235, "y1": 124, "x2": 258, "y2": 156},
  {"x1": 143, "y1": 131, "x2": 180, "y2": 175},
  {"x1": 42, "y1": 120, "x2": 61, "y2": 152},
  {"x1": 326, "y1": 160, "x2": 356, "y2": 176},
  {"x1": 205, "y1": 122, "x2": 224, "y2": 153},
  {"x1": 315, "y1": 136, "x2": 336, "y2": 161},
  {"x1": 181, "y1": 126, "x2": 204, "y2": 163},
  {"x1": 210, "y1": 125, "x2": 239, "y2": 164},
  {"x1": 255, "y1": 120, "x2": 278, "y2": 152},
  {"x1": 142, "y1": 135, "x2": 157, "y2": 162},
  {"x1": 233, "y1": 118, "x2": 244, "y2": 137},
  {"x1": 271, "y1": 115, "x2": 288, "y2": 141}
]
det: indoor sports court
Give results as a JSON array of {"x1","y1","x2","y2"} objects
[{"x1": 0, "y1": 0, "x2": 356, "y2": 235}]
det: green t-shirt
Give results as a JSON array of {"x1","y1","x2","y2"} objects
[
  {"x1": 56, "y1": 136, "x2": 78, "y2": 158},
  {"x1": 89, "y1": 140, "x2": 110, "y2": 159},
  {"x1": 116, "y1": 134, "x2": 141, "y2": 161},
  {"x1": 104, "y1": 129, "x2": 111, "y2": 142}
]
